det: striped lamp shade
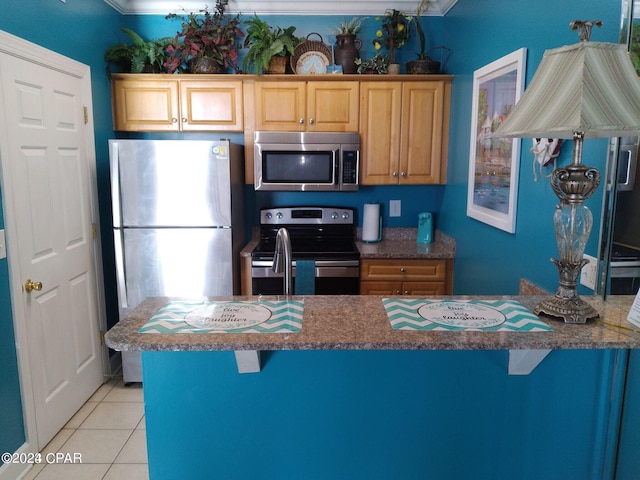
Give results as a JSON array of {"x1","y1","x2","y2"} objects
[{"x1": 494, "y1": 42, "x2": 640, "y2": 139}]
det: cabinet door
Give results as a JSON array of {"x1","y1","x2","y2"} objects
[
  {"x1": 112, "y1": 79, "x2": 179, "y2": 131},
  {"x1": 399, "y1": 81, "x2": 445, "y2": 184},
  {"x1": 360, "y1": 281, "x2": 402, "y2": 295},
  {"x1": 180, "y1": 80, "x2": 243, "y2": 132},
  {"x1": 359, "y1": 82, "x2": 402, "y2": 185},
  {"x1": 254, "y1": 81, "x2": 306, "y2": 131},
  {"x1": 306, "y1": 81, "x2": 359, "y2": 132}
]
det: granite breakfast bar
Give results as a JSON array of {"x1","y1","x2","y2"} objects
[{"x1": 105, "y1": 294, "x2": 640, "y2": 480}]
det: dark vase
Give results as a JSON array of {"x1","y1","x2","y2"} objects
[
  {"x1": 191, "y1": 57, "x2": 222, "y2": 74},
  {"x1": 334, "y1": 34, "x2": 362, "y2": 74}
]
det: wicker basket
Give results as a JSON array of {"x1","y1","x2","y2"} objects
[
  {"x1": 291, "y1": 33, "x2": 332, "y2": 74},
  {"x1": 265, "y1": 55, "x2": 288, "y2": 74}
]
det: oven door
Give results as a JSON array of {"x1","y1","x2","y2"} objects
[{"x1": 251, "y1": 260, "x2": 360, "y2": 295}]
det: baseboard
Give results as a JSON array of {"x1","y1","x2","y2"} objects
[{"x1": 0, "y1": 442, "x2": 33, "y2": 480}]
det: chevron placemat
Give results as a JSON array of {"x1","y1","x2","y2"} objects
[
  {"x1": 139, "y1": 300, "x2": 304, "y2": 334},
  {"x1": 383, "y1": 298, "x2": 553, "y2": 332}
]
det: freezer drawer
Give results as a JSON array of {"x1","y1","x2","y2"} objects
[{"x1": 114, "y1": 227, "x2": 233, "y2": 319}]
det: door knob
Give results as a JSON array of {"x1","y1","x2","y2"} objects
[{"x1": 25, "y1": 279, "x2": 42, "y2": 293}]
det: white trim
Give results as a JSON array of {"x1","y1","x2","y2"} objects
[
  {"x1": 104, "y1": 0, "x2": 457, "y2": 15},
  {"x1": 0, "y1": 28, "x2": 108, "y2": 454},
  {"x1": 0, "y1": 443, "x2": 32, "y2": 480}
]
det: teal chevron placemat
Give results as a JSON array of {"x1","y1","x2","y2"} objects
[
  {"x1": 139, "y1": 300, "x2": 304, "y2": 334},
  {"x1": 383, "y1": 298, "x2": 553, "y2": 332}
]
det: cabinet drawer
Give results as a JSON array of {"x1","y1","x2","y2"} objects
[
  {"x1": 400, "y1": 282, "x2": 446, "y2": 296},
  {"x1": 360, "y1": 281, "x2": 402, "y2": 295},
  {"x1": 360, "y1": 259, "x2": 446, "y2": 281}
]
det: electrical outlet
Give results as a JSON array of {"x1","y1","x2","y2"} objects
[
  {"x1": 580, "y1": 254, "x2": 598, "y2": 290},
  {"x1": 0, "y1": 229, "x2": 6, "y2": 259},
  {"x1": 389, "y1": 200, "x2": 401, "y2": 217}
]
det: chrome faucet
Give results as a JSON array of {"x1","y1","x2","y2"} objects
[{"x1": 272, "y1": 227, "x2": 293, "y2": 296}]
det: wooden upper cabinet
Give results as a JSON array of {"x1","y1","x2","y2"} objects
[
  {"x1": 111, "y1": 75, "x2": 243, "y2": 132},
  {"x1": 111, "y1": 78, "x2": 179, "y2": 131},
  {"x1": 254, "y1": 80, "x2": 359, "y2": 132},
  {"x1": 360, "y1": 79, "x2": 450, "y2": 185},
  {"x1": 179, "y1": 80, "x2": 243, "y2": 131}
]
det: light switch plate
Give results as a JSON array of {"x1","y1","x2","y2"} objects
[
  {"x1": 580, "y1": 254, "x2": 598, "y2": 290},
  {"x1": 0, "y1": 229, "x2": 6, "y2": 259},
  {"x1": 389, "y1": 200, "x2": 401, "y2": 217}
]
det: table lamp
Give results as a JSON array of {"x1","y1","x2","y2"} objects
[{"x1": 493, "y1": 20, "x2": 640, "y2": 323}]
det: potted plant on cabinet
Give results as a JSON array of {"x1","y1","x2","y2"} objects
[
  {"x1": 405, "y1": 0, "x2": 450, "y2": 74},
  {"x1": 373, "y1": 9, "x2": 410, "y2": 74},
  {"x1": 104, "y1": 27, "x2": 173, "y2": 76},
  {"x1": 164, "y1": 0, "x2": 244, "y2": 74},
  {"x1": 329, "y1": 17, "x2": 366, "y2": 74},
  {"x1": 242, "y1": 15, "x2": 298, "y2": 74},
  {"x1": 355, "y1": 52, "x2": 389, "y2": 74}
]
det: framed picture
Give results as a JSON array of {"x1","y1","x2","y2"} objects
[{"x1": 467, "y1": 48, "x2": 527, "y2": 233}]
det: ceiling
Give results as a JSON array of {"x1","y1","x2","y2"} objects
[{"x1": 103, "y1": 0, "x2": 458, "y2": 15}]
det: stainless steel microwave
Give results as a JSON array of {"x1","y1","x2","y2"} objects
[{"x1": 254, "y1": 131, "x2": 359, "y2": 191}]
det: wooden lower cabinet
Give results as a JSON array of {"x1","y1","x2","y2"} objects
[{"x1": 360, "y1": 258, "x2": 453, "y2": 295}]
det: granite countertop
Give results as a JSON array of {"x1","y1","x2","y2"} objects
[
  {"x1": 356, "y1": 228, "x2": 455, "y2": 259},
  {"x1": 105, "y1": 294, "x2": 640, "y2": 353},
  {"x1": 240, "y1": 228, "x2": 456, "y2": 260}
]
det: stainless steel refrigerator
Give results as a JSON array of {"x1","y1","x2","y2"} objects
[{"x1": 109, "y1": 139, "x2": 244, "y2": 382}]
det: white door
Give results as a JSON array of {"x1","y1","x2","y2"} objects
[{"x1": 0, "y1": 32, "x2": 105, "y2": 451}]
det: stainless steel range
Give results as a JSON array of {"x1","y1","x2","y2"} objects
[{"x1": 250, "y1": 206, "x2": 360, "y2": 295}]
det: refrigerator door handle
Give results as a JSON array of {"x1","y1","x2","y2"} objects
[
  {"x1": 113, "y1": 229, "x2": 128, "y2": 309},
  {"x1": 110, "y1": 141, "x2": 122, "y2": 228}
]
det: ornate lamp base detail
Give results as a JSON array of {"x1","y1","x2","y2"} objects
[
  {"x1": 534, "y1": 256, "x2": 600, "y2": 324},
  {"x1": 534, "y1": 295, "x2": 599, "y2": 324}
]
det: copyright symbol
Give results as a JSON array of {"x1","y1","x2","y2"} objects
[{"x1": 1, "y1": 452, "x2": 11, "y2": 463}]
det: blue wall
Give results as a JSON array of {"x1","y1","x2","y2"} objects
[
  {"x1": 439, "y1": 0, "x2": 620, "y2": 294},
  {"x1": 143, "y1": 349, "x2": 627, "y2": 479}
]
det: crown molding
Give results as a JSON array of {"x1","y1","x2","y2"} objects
[{"x1": 103, "y1": 0, "x2": 457, "y2": 15}]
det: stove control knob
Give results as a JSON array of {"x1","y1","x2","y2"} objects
[
  {"x1": 265, "y1": 212, "x2": 272, "y2": 220},
  {"x1": 341, "y1": 211, "x2": 350, "y2": 220},
  {"x1": 331, "y1": 211, "x2": 338, "y2": 219},
  {"x1": 276, "y1": 212, "x2": 284, "y2": 220}
]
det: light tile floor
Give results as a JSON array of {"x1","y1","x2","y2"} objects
[{"x1": 22, "y1": 377, "x2": 148, "y2": 480}]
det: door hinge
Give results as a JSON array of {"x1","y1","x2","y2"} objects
[
  {"x1": 91, "y1": 223, "x2": 97, "y2": 239},
  {"x1": 100, "y1": 331, "x2": 105, "y2": 345},
  {"x1": 83, "y1": 106, "x2": 88, "y2": 125}
]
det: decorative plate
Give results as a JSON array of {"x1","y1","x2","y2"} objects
[
  {"x1": 295, "y1": 51, "x2": 330, "y2": 74},
  {"x1": 184, "y1": 302, "x2": 271, "y2": 330}
]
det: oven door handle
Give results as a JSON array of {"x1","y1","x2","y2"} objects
[{"x1": 251, "y1": 260, "x2": 360, "y2": 268}]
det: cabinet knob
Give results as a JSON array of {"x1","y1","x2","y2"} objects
[
  {"x1": 404, "y1": 290, "x2": 410, "y2": 295},
  {"x1": 395, "y1": 290, "x2": 401, "y2": 295},
  {"x1": 400, "y1": 267, "x2": 406, "y2": 273},
  {"x1": 171, "y1": 118, "x2": 178, "y2": 123},
  {"x1": 308, "y1": 118, "x2": 315, "y2": 125},
  {"x1": 392, "y1": 171, "x2": 399, "y2": 177},
  {"x1": 181, "y1": 118, "x2": 187, "y2": 123},
  {"x1": 401, "y1": 171, "x2": 407, "y2": 177},
  {"x1": 299, "y1": 118, "x2": 305, "y2": 124}
]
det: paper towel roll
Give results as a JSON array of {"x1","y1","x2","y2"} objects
[{"x1": 362, "y1": 203, "x2": 381, "y2": 242}]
